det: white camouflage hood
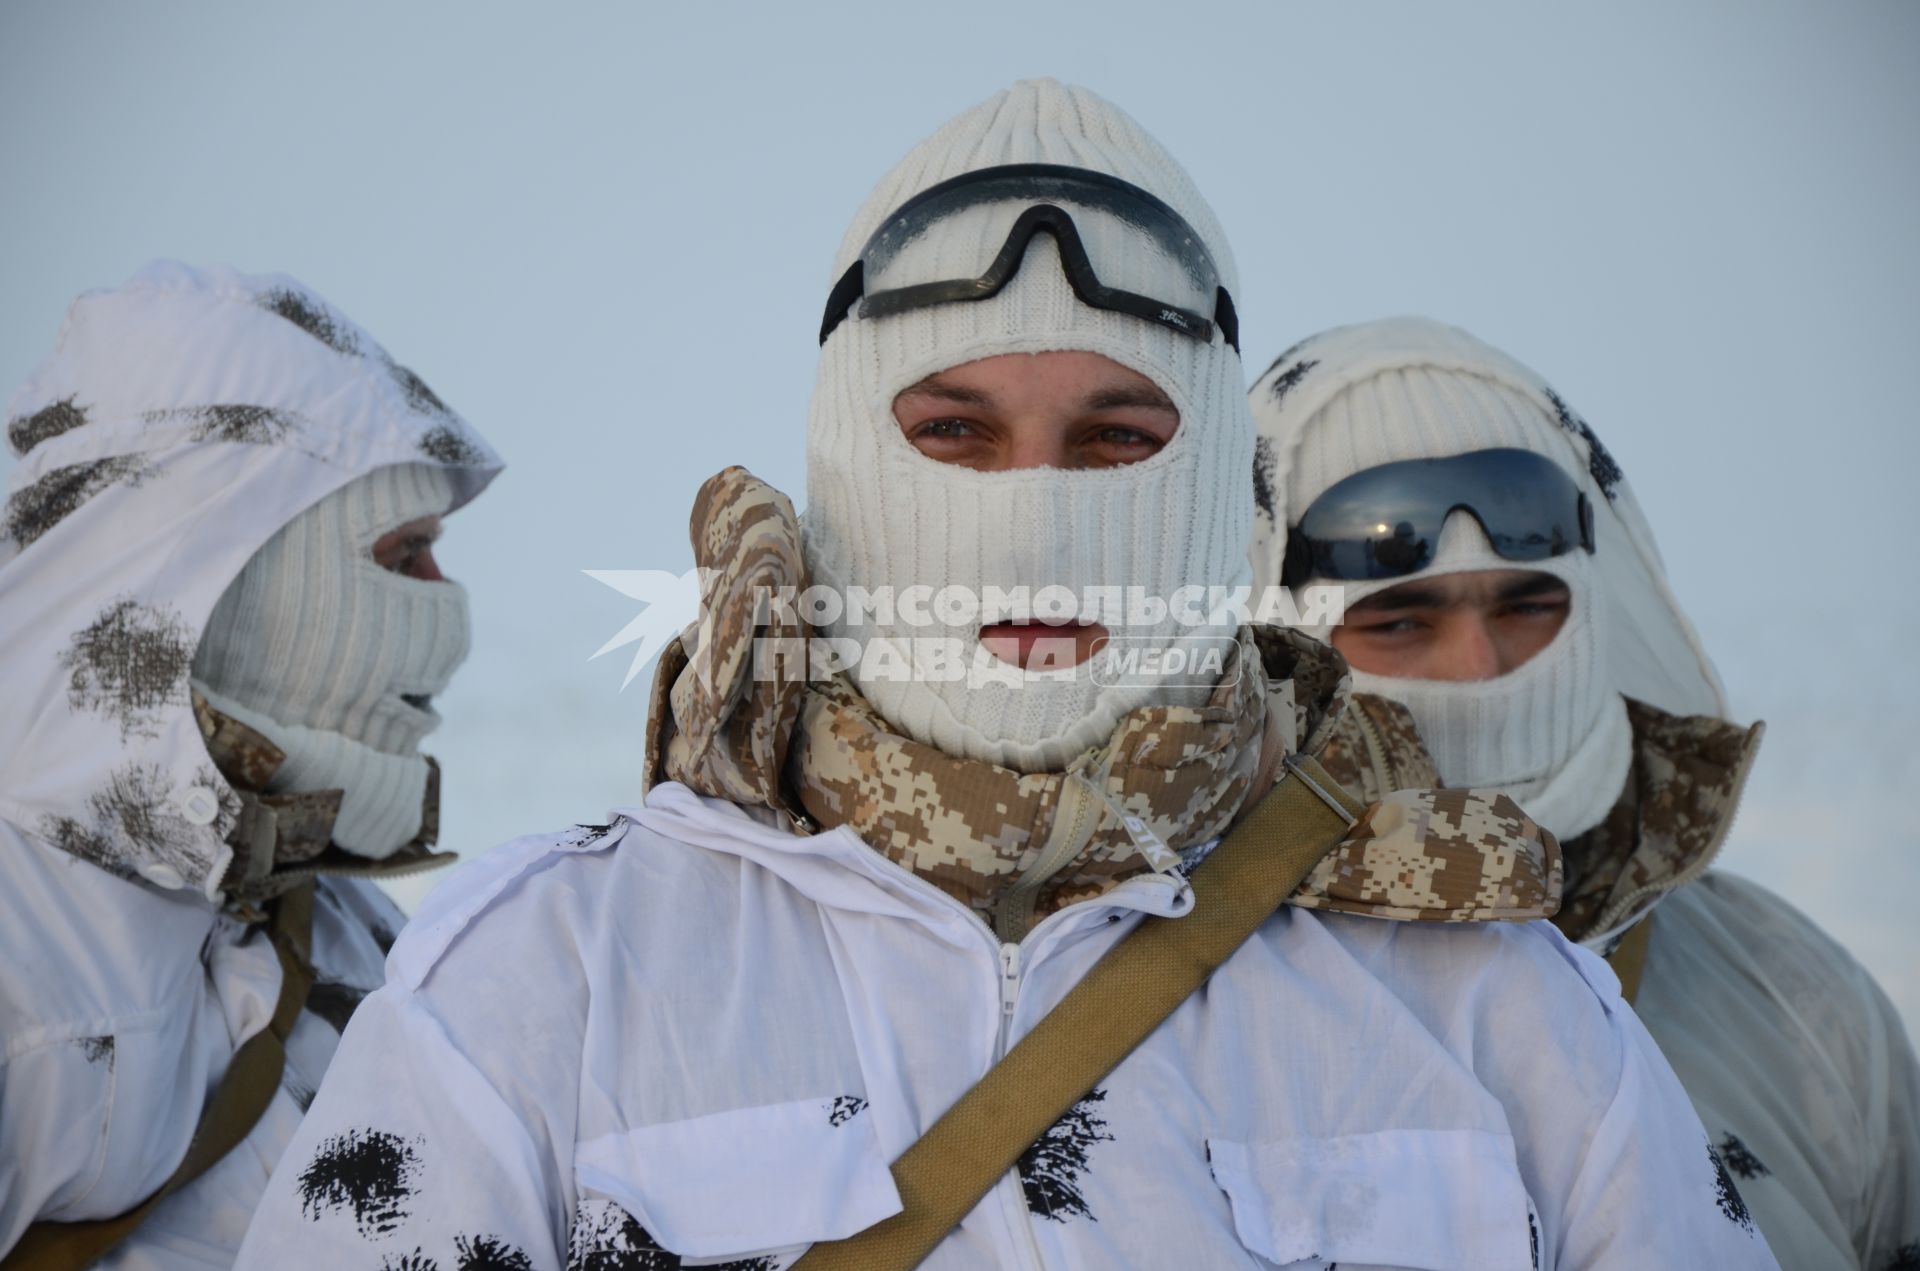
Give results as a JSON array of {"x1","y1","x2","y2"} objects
[
  {"x1": 0, "y1": 261, "x2": 501, "y2": 902},
  {"x1": 1248, "y1": 317, "x2": 1728, "y2": 723}
]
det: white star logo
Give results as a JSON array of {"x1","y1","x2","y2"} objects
[{"x1": 583, "y1": 567, "x2": 706, "y2": 690}]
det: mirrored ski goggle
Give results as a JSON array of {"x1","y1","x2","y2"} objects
[
  {"x1": 818, "y1": 163, "x2": 1238, "y2": 350},
  {"x1": 1282, "y1": 448, "x2": 1596, "y2": 588}
]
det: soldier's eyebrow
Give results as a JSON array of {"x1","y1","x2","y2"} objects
[
  {"x1": 1349, "y1": 582, "x2": 1448, "y2": 613},
  {"x1": 1496, "y1": 573, "x2": 1571, "y2": 603},
  {"x1": 1085, "y1": 384, "x2": 1177, "y2": 414},
  {"x1": 897, "y1": 374, "x2": 993, "y2": 407}
]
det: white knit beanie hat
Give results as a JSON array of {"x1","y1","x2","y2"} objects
[
  {"x1": 805, "y1": 80, "x2": 1252, "y2": 772},
  {"x1": 192, "y1": 461, "x2": 468, "y2": 855},
  {"x1": 1250, "y1": 319, "x2": 1630, "y2": 840}
]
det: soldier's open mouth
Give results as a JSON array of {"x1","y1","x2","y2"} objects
[{"x1": 978, "y1": 620, "x2": 1109, "y2": 669}]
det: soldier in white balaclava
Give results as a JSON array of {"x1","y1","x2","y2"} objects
[
  {"x1": 0, "y1": 262, "x2": 500, "y2": 1266},
  {"x1": 1250, "y1": 316, "x2": 1919, "y2": 1271},
  {"x1": 240, "y1": 84, "x2": 1775, "y2": 1269}
]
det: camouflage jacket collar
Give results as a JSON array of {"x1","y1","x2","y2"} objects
[
  {"x1": 791, "y1": 628, "x2": 1316, "y2": 934},
  {"x1": 1554, "y1": 699, "x2": 1764, "y2": 945},
  {"x1": 1319, "y1": 690, "x2": 1757, "y2": 942},
  {"x1": 194, "y1": 691, "x2": 454, "y2": 914},
  {"x1": 645, "y1": 466, "x2": 1561, "y2": 933},
  {"x1": 1311, "y1": 691, "x2": 1441, "y2": 807}
]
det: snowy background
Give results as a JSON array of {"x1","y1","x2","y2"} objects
[{"x1": 2, "y1": 2, "x2": 1914, "y2": 1037}]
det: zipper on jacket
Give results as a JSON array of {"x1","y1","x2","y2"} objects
[
  {"x1": 989, "y1": 747, "x2": 1110, "y2": 943},
  {"x1": 993, "y1": 938, "x2": 1050, "y2": 1271},
  {"x1": 1353, "y1": 701, "x2": 1396, "y2": 795},
  {"x1": 997, "y1": 942, "x2": 1022, "y2": 1056}
]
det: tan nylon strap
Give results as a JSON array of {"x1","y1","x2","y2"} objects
[
  {"x1": 1, "y1": 883, "x2": 316, "y2": 1271},
  {"x1": 1606, "y1": 912, "x2": 1654, "y2": 1006},
  {"x1": 792, "y1": 756, "x2": 1362, "y2": 1271}
]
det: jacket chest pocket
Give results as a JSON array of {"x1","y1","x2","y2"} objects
[
  {"x1": 1206, "y1": 1129, "x2": 1539, "y2": 1271},
  {"x1": 571, "y1": 1094, "x2": 902, "y2": 1265}
]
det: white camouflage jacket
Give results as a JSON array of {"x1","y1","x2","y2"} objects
[
  {"x1": 0, "y1": 262, "x2": 500, "y2": 1267},
  {"x1": 237, "y1": 779, "x2": 1779, "y2": 1270}
]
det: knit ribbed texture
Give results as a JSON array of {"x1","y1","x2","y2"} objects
[
  {"x1": 1339, "y1": 517, "x2": 1623, "y2": 839},
  {"x1": 1264, "y1": 332, "x2": 1628, "y2": 841},
  {"x1": 1288, "y1": 366, "x2": 1575, "y2": 514},
  {"x1": 193, "y1": 462, "x2": 467, "y2": 857},
  {"x1": 804, "y1": 80, "x2": 1252, "y2": 772},
  {"x1": 195, "y1": 462, "x2": 465, "y2": 753},
  {"x1": 193, "y1": 684, "x2": 426, "y2": 855}
]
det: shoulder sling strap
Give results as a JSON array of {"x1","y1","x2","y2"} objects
[
  {"x1": 792, "y1": 755, "x2": 1365, "y2": 1271},
  {"x1": 1, "y1": 882, "x2": 317, "y2": 1271},
  {"x1": 1605, "y1": 912, "x2": 1654, "y2": 1005}
]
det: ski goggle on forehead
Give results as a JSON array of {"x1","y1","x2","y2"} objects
[
  {"x1": 818, "y1": 163, "x2": 1238, "y2": 350},
  {"x1": 1281, "y1": 448, "x2": 1596, "y2": 589}
]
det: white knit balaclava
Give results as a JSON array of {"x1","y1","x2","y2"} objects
[
  {"x1": 805, "y1": 80, "x2": 1253, "y2": 773},
  {"x1": 1259, "y1": 335, "x2": 1631, "y2": 840},
  {"x1": 192, "y1": 462, "x2": 469, "y2": 856}
]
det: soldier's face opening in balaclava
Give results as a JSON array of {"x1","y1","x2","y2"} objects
[
  {"x1": 1329, "y1": 565, "x2": 1571, "y2": 682},
  {"x1": 370, "y1": 514, "x2": 447, "y2": 582},
  {"x1": 890, "y1": 349, "x2": 1180, "y2": 672}
]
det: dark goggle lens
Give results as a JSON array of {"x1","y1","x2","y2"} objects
[
  {"x1": 1282, "y1": 448, "x2": 1594, "y2": 587},
  {"x1": 820, "y1": 164, "x2": 1236, "y2": 349}
]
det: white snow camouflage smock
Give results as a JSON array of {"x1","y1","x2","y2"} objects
[
  {"x1": 0, "y1": 261, "x2": 500, "y2": 1267},
  {"x1": 238, "y1": 772, "x2": 1778, "y2": 1269},
  {"x1": 1253, "y1": 321, "x2": 1920, "y2": 1271}
]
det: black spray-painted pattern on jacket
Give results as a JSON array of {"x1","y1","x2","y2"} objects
[
  {"x1": 143, "y1": 403, "x2": 300, "y2": 446},
  {"x1": 296, "y1": 1127, "x2": 423, "y2": 1236},
  {"x1": 1252, "y1": 435, "x2": 1279, "y2": 524},
  {"x1": 419, "y1": 423, "x2": 485, "y2": 466},
  {"x1": 1716, "y1": 1132, "x2": 1770, "y2": 1180},
  {"x1": 828, "y1": 1095, "x2": 868, "y2": 1127},
  {"x1": 1708, "y1": 1139, "x2": 1755, "y2": 1233},
  {"x1": 1542, "y1": 386, "x2": 1623, "y2": 501},
  {"x1": 453, "y1": 1234, "x2": 534, "y2": 1270},
  {"x1": 7, "y1": 395, "x2": 89, "y2": 457},
  {"x1": 260, "y1": 286, "x2": 364, "y2": 358},
  {"x1": 1018, "y1": 1087, "x2": 1115, "y2": 1222},
  {"x1": 1266, "y1": 357, "x2": 1318, "y2": 411},
  {"x1": 75, "y1": 1034, "x2": 115, "y2": 1068},
  {"x1": 306, "y1": 978, "x2": 373, "y2": 1035},
  {"x1": 1260, "y1": 337, "x2": 1317, "y2": 383},
  {"x1": 38, "y1": 761, "x2": 228, "y2": 882},
  {"x1": 380, "y1": 1252, "x2": 439, "y2": 1271},
  {"x1": 4, "y1": 455, "x2": 151, "y2": 550},
  {"x1": 389, "y1": 364, "x2": 452, "y2": 419},
  {"x1": 256, "y1": 284, "x2": 465, "y2": 432},
  {"x1": 566, "y1": 1198, "x2": 775, "y2": 1271},
  {"x1": 58, "y1": 598, "x2": 192, "y2": 738}
]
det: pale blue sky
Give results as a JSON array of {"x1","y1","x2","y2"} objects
[{"x1": 3, "y1": 1, "x2": 1915, "y2": 1029}]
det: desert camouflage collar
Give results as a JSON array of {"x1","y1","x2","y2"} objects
[
  {"x1": 1319, "y1": 689, "x2": 1759, "y2": 946},
  {"x1": 194, "y1": 690, "x2": 454, "y2": 914},
  {"x1": 1312, "y1": 691, "x2": 1441, "y2": 806},
  {"x1": 645, "y1": 467, "x2": 1560, "y2": 936},
  {"x1": 1554, "y1": 698, "x2": 1764, "y2": 946},
  {"x1": 791, "y1": 627, "x2": 1303, "y2": 933}
]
